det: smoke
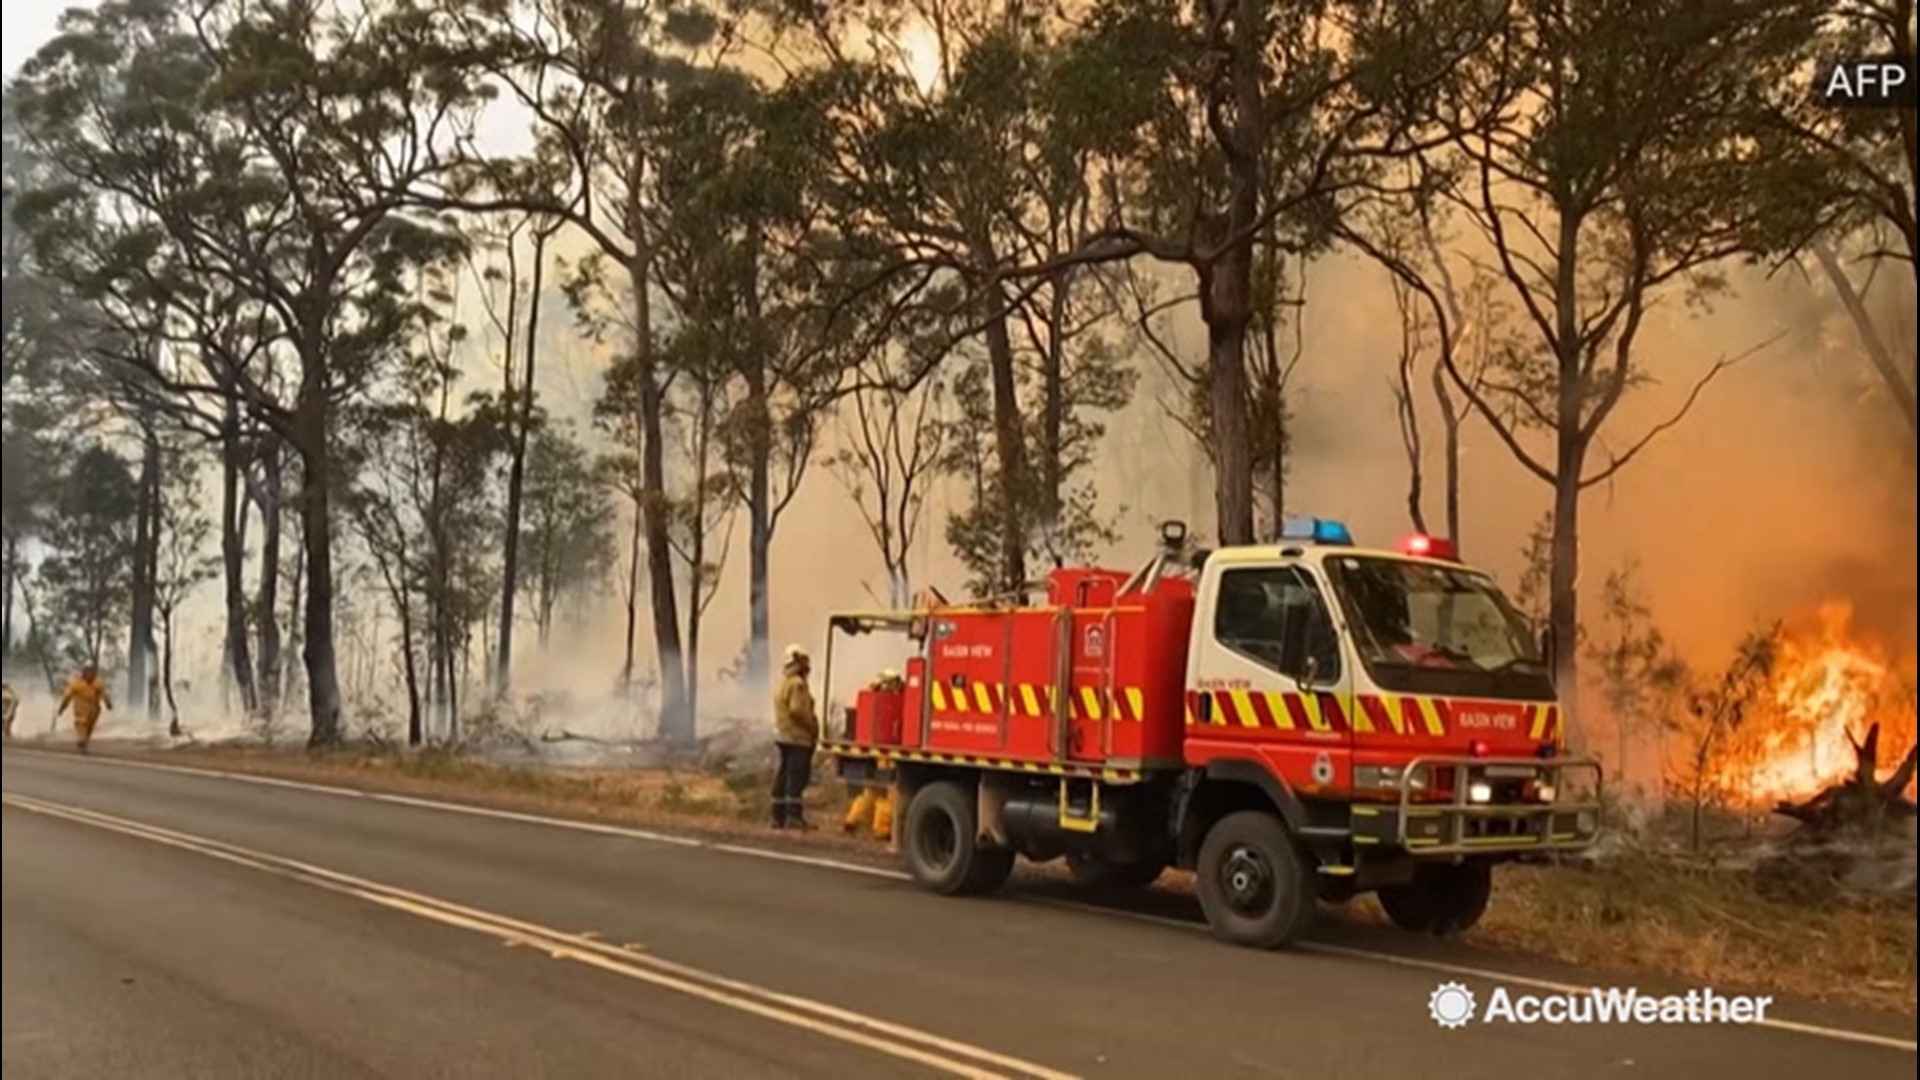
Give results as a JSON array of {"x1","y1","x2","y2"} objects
[{"x1": 55, "y1": 231, "x2": 1910, "y2": 753}]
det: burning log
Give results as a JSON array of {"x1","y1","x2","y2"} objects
[
  {"x1": 1758, "y1": 724, "x2": 1917, "y2": 906},
  {"x1": 1772, "y1": 723, "x2": 1919, "y2": 835}
]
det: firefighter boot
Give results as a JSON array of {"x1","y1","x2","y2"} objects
[{"x1": 844, "y1": 788, "x2": 878, "y2": 835}]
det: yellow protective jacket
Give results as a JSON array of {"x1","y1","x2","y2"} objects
[
  {"x1": 773, "y1": 669, "x2": 818, "y2": 746},
  {"x1": 61, "y1": 676, "x2": 111, "y2": 722}
]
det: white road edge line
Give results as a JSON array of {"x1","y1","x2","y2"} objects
[
  {"x1": 8, "y1": 748, "x2": 1916, "y2": 1055},
  {"x1": 1, "y1": 791, "x2": 1079, "y2": 1080}
]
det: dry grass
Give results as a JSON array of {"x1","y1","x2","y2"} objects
[
  {"x1": 1347, "y1": 857, "x2": 1917, "y2": 1014},
  {"x1": 77, "y1": 744, "x2": 1920, "y2": 1015}
]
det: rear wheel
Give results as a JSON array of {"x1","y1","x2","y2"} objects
[
  {"x1": 1066, "y1": 853, "x2": 1167, "y2": 892},
  {"x1": 1195, "y1": 811, "x2": 1314, "y2": 949},
  {"x1": 903, "y1": 781, "x2": 1015, "y2": 897},
  {"x1": 1377, "y1": 862, "x2": 1493, "y2": 935}
]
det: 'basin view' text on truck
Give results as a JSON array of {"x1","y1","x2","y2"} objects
[{"x1": 821, "y1": 517, "x2": 1602, "y2": 948}]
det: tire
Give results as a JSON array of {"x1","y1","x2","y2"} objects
[
  {"x1": 1195, "y1": 811, "x2": 1315, "y2": 949},
  {"x1": 903, "y1": 781, "x2": 1015, "y2": 897},
  {"x1": 1377, "y1": 862, "x2": 1493, "y2": 936},
  {"x1": 1066, "y1": 853, "x2": 1167, "y2": 892}
]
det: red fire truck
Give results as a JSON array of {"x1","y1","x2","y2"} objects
[{"x1": 821, "y1": 518, "x2": 1601, "y2": 949}]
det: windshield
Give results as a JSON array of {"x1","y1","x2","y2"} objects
[{"x1": 1324, "y1": 555, "x2": 1555, "y2": 701}]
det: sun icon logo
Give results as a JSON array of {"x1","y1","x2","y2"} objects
[{"x1": 1428, "y1": 982, "x2": 1478, "y2": 1029}]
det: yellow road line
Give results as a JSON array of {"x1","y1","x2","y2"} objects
[
  {"x1": 11, "y1": 751, "x2": 1914, "y2": 1057},
  {"x1": 1, "y1": 792, "x2": 1080, "y2": 1080}
]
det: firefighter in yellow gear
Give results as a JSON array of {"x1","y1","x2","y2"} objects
[
  {"x1": 1, "y1": 681, "x2": 18, "y2": 741},
  {"x1": 771, "y1": 645, "x2": 820, "y2": 830},
  {"x1": 843, "y1": 670, "x2": 903, "y2": 840},
  {"x1": 56, "y1": 664, "x2": 112, "y2": 754}
]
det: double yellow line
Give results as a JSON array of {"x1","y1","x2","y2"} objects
[{"x1": 1, "y1": 792, "x2": 1079, "y2": 1080}]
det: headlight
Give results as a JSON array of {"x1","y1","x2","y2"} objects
[
  {"x1": 1534, "y1": 782, "x2": 1558, "y2": 804},
  {"x1": 1467, "y1": 781, "x2": 1494, "y2": 804},
  {"x1": 1576, "y1": 809, "x2": 1598, "y2": 834}
]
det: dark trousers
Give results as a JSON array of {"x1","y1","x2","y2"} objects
[{"x1": 772, "y1": 742, "x2": 814, "y2": 826}]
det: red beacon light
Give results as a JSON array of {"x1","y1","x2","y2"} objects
[{"x1": 1398, "y1": 533, "x2": 1460, "y2": 562}]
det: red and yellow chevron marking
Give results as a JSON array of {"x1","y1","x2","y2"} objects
[
  {"x1": 919, "y1": 681, "x2": 1561, "y2": 741},
  {"x1": 1184, "y1": 690, "x2": 1562, "y2": 742},
  {"x1": 1527, "y1": 702, "x2": 1564, "y2": 741},
  {"x1": 928, "y1": 681, "x2": 1149, "y2": 722},
  {"x1": 1183, "y1": 689, "x2": 1353, "y2": 733}
]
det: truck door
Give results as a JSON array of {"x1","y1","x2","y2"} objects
[{"x1": 1189, "y1": 562, "x2": 1353, "y2": 787}]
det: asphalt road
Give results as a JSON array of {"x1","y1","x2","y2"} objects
[{"x1": 2, "y1": 750, "x2": 1913, "y2": 1080}]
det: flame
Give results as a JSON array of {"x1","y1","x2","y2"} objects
[{"x1": 1721, "y1": 602, "x2": 1912, "y2": 805}]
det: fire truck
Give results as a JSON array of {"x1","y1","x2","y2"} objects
[{"x1": 820, "y1": 518, "x2": 1602, "y2": 949}]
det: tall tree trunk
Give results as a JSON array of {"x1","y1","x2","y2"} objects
[
  {"x1": 127, "y1": 427, "x2": 160, "y2": 715},
  {"x1": 219, "y1": 406, "x2": 258, "y2": 715},
  {"x1": 629, "y1": 141, "x2": 691, "y2": 743},
  {"x1": 161, "y1": 605, "x2": 180, "y2": 737},
  {"x1": 1194, "y1": 0, "x2": 1263, "y2": 549},
  {"x1": 1549, "y1": 208, "x2": 1587, "y2": 748},
  {"x1": 283, "y1": 527, "x2": 305, "y2": 715},
  {"x1": 3, "y1": 534, "x2": 16, "y2": 656},
  {"x1": 397, "y1": 587, "x2": 423, "y2": 747},
  {"x1": 1203, "y1": 262, "x2": 1257, "y2": 546},
  {"x1": 295, "y1": 371, "x2": 344, "y2": 748},
  {"x1": 18, "y1": 572, "x2": 59, "y2": 695},
  {"x1": 1260, "y1": 315, "x2": 1287, "y2": 535},
  {"x1": 1433, "y1": 360, "x2": 1464, "y2": 546},
  {"x1": 256, "y1": 437, "x2": 283, "y2": 713},
  {"x1": 1811, "y1": 243, "x2": 1917, "y2": 433},
  {"x1": 739, "y1": 226, "x2": 774, "y2": 692},
  {"x1": 981, "y1": 285, "x2": 1028, "y2": 593},
  {"x1": 685, "y1": 395, "x2": 713, "y2": 732},
  {"x1": 497, "y1": 230, "x2": 549, "y2": 696},
  {"x1": 744, "y1": 358, "x2": 773, "y2": 695},
  {"x1": 622, "y1": 499, "x2": 642, "y2": 686},
  {"x1": 1040, "y1": 275, "x2": 1068, "y2": 557}
]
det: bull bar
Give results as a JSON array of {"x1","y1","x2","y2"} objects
[{"x1": 1350, "y1": 755, "x2": 1603, "y2": 857}]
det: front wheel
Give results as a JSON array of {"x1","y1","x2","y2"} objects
[
  {"x1": 1377, "y1": 862, "x2": 1493, "y2": 936},
  {"x1": 903, "y1": 781, "x2": 1015, "y2": 897},
  {"x1": 1195, "y1": 811, "x2": 1315, "y2": 949}
]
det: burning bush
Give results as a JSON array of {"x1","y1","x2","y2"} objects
[
  {"x1": 1733, "y1": 604, "x2": 1916, "y2": 805},
  {"x1": 1660, "y1": 603, "x2": 1917, "y2": 850},
  {"x1": 1640, "y1": 602, "x2": 1917, "y2": 908}
]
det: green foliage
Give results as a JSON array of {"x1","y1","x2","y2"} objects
[
  {"x1": 518, "y1": 425, "x2": 615, "y2": 641},
  {"x1": 38, "y1": 445, "x2": 141, "y2": 667},
  {"x1": 1585, "y1": 561, "x2": 1691, "y2": 784},
  {"x1": 1746, "y1": 1, "x2": 1913, "y2": 257},
  {"x1": 1511, "y1": 512, "x2": 1553, "y2": 631},
  {"x1": 938, "y1": 343, "x2": 1135, "y2": 594},
  {"x1": 1439, "y1": 0, "x2": 1821, "y2": 448},
  {"x1": 154, "y1": 455, "x2": 219, "y2": 618},
  {"x1": 341, "y1": 382, "x2": 505, "y2": 716}
]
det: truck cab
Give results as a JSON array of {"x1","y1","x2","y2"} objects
[{"x1": 1174, "y1": 517, "x2": 1599, "y2": 942}]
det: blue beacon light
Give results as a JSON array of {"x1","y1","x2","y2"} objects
[{"x1": 1278, "y1": 516, "x2": 1355, "y2": 546}]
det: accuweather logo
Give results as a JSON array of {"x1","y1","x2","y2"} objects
[{"x1": 1427, "y1": 982, "x2": 1776, "y2": 1029}]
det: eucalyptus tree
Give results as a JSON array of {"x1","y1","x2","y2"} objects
[{"x1": 11, "y1": 0, "x2": 489, "y2": 744}]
